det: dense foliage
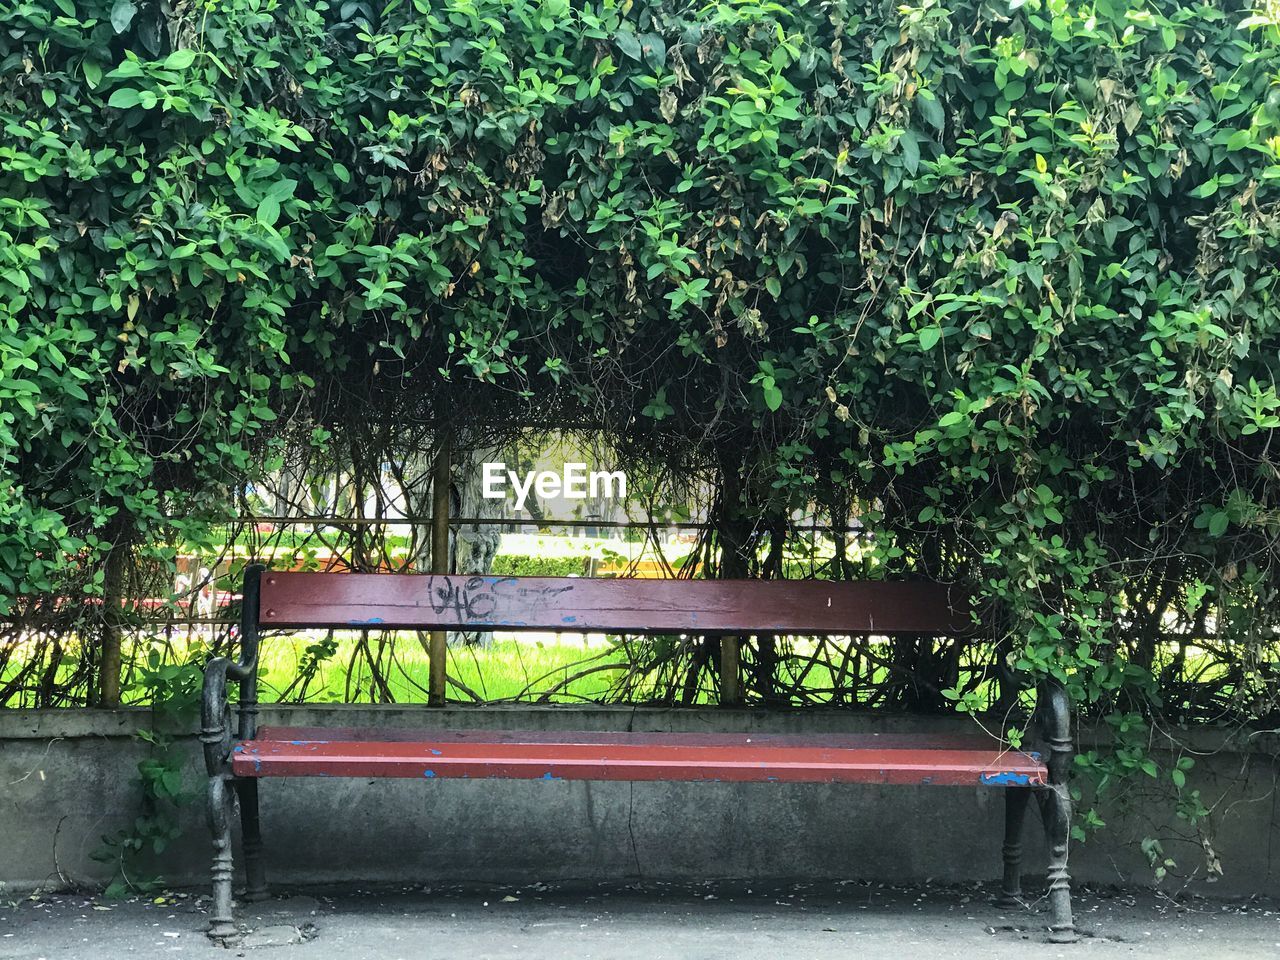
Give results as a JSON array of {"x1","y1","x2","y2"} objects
[{"x1": 5, "y1": 0, "x2": 1280, "y2": 861}]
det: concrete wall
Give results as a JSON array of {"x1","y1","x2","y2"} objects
[{"x1": 2, "y1": 706, "x2": 1276, "y2": 898}]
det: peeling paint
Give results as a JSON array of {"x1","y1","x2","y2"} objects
[{"x1": 980, "y1": 771, "x2": 1032, "y2": 786}]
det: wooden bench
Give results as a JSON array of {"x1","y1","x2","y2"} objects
[{"x1": 200, "y1": 565, "x2": 1076, "y2": 942}]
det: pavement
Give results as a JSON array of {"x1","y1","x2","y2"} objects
[{"x1": 2, "y1": 879, "x2": 1278, "y2": 960}]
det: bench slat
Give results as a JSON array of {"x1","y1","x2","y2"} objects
[
  {"x1": 257, "y1": 574, "x2": 972, "y2": 634},
  {"x1": 232, "y1": 727, "x2": 1044, "y2": 787},
  {"x1": 252, "y1": 725, "x2": 1014, "y2": 751}
]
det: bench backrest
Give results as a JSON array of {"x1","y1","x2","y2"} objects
[{"x1": 251, "y1": 570, "x2": 972, "y2": 635}]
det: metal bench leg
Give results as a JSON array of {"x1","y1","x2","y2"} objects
[
  {"x1": 207, "y1": 774, "x2": 238, "y2": 941},
  {"x1": 237, "y1": 779, "x2": 269, "y2": 902},
  {"x1": 996, "y1": 786, "x2": 1030, "y2": 906},
  {"x1": 1036, "y1": 783, "x2": 1077, "y2": 943}
]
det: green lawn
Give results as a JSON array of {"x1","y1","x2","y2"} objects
[{"x1": 253, "y1": 632, "x2": 640, "y2": 704}]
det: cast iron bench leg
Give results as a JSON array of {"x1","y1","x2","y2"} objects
[
  {"x1": 237, "y1": 779, "x2": 268, "y2": 902},
  {"x1": 1036, "y1": 677, "x2": 1077, "y2": 943},
  {"x1": 1036, "y1": 783, "x2": 1076, "y2": 942},
  {"x1": 996, "y1": 786, "x2": 1031, "y2": 906},
  {"x1": 206, "y1": 774, "x2": 238, "y2": 940}
]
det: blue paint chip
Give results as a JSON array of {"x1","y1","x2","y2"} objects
[
  {"x1": 980, "y1": 771, "x2": 1032, "y2": 786},
  {"x1": 562, "y1": 616, "x2": 578, "y2": 624},
  {"x1": 423, "y1": 769, "x2": 436, "y2": 778},
  {"x1": 349, "y1": 617, "x2": 385, "y2": 625},
  {"x1": 429, "y1": 748, "x2": 443, "y2": 756},
  {"x1": 541, "y1": 772, "x2": 562, "y2": 780}
]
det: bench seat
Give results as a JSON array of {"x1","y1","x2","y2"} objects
[{"x1": 233, "y1": 725, "x2": 1047, "y2": 786}]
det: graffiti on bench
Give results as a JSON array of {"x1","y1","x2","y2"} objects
[{"x1": 424, "y1": 575, "x2": 575, "y2": 625}]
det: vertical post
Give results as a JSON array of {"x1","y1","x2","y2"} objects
[
  {"x1": 719, "y1": 635, "x2": 740, "y2": 705},
  {"x1": 716, "y1": 458, "x2": 746, "y2": 706},
  {"x1": 236, "y1": 564, "x2": 264, "y2": 740},
  {"x1": 98, "y1": 540, "x2": 127, "y2": 707},
  {"x1": 428, "y1": 431, "x2": 451, "y2": 707}
]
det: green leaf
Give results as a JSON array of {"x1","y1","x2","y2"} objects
[
  {"x1": 107, "y1": 88, "x2": 143, "y2": 109},
  {"x1": 638, "y1": 33, "x2": 666, "y2": 69},
  {"x1": 899, "y1": 129, "x2": 921, "y2": 175},
  {"x1": 1208, "y1": 511, "x2": 1229, "y2": 537},
  {"x1": 82, "y1": 59, "x2": 103, "y2": 88},
  {"x1": 917, "y1": 93, "x2": 944, "y2": 131},
  {"x1": 616, "y1": 29, "x2": 642, "y2": 61},
  {"x1": 762, "y1": 381, "x2": 783, "y2": 412},
  {"x1": 1188, "y1": 178, "x2": 1219, "y2": 199},
  {"x1": 162, "y1": 49, "x2": 196, "y2": 70},
  {"x1": 266, "y1": 179, "x2": 298, "y2": 202},
  {"x1": 256, "y1": 195, "x2": 281, "y2": 227},
  {"x1": 110, "y1": 0, "x2": 137, "y2": 33},
  {"x1": 918, "y1": 326, "x2": 941, "y2": 351}
]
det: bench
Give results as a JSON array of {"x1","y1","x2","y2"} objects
[{"x1": 200, "y1": 565, "x2": 1076, "y2": 942}]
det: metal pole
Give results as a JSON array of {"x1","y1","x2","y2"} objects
[
  {"x1": 719, "y1": 635, "x2": 740, "y2": 705},
  {"x1": 98, "y1": 541, "x2": 127, "y2": 706},
  {"x1": 428, "y1": 432, "x2": 451, "y2": 707}
]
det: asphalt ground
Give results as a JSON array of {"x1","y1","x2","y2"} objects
[{"x1": 3, "y1": 879, "x2": 1277, "y2": 959}]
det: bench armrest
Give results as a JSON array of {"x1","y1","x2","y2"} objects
[
  {"x1": 200, "y1": 564, "x2": 264, "y2": 776},
  {"x1": 1035, "y1": 677, "x2": 1073, "y2": 786},
  {"x1": 998, "y1": 656, "x2": 1073, "y2": 785}
]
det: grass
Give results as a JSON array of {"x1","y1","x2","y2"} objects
[{"x1": 254, "y1": 632, "x2": 638, "y2": 704}]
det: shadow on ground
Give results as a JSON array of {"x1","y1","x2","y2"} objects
[{"x1": 3, "y1": 879, "x2": 1278, "y2": 959}]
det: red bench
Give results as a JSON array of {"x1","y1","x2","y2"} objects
[{"x1": 200, "y1": 565, "x2": 1076, "y2": 942}]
